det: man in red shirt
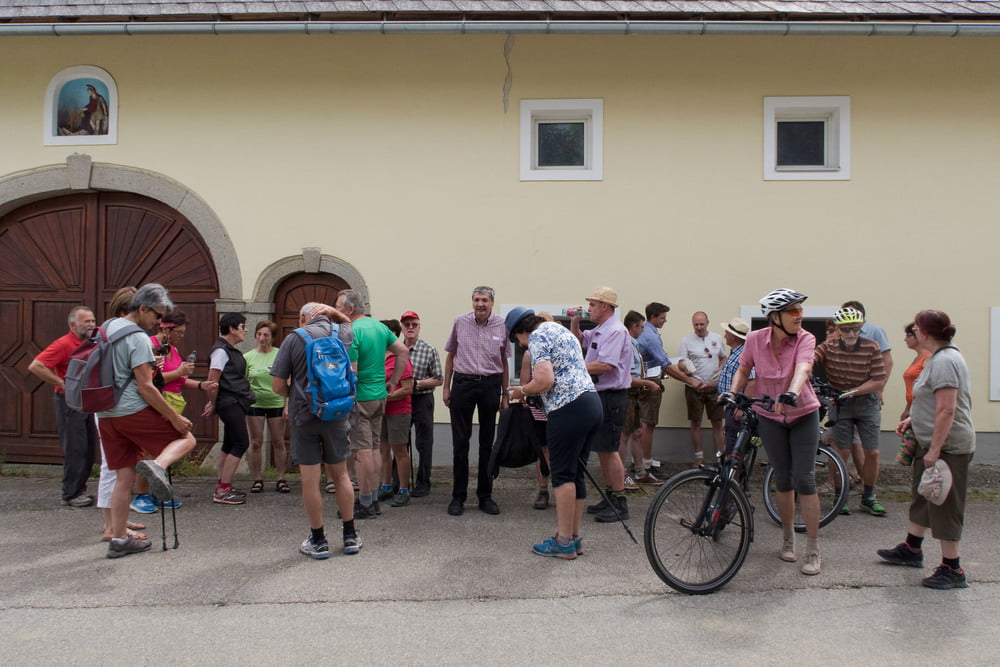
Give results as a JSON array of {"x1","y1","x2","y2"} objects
[{"x1": 29, "y1": 306, "x2": 98, "y2": 507}]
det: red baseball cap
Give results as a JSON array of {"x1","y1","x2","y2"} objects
[{"x1": 401, "y1": 311, "x2": 420, "y2": 321}]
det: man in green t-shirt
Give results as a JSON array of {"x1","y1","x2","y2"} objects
[{"x1": 335, "y1": 289, "x2": 409, "y2": 518}]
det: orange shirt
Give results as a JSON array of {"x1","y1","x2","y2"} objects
[{"x1": 903, "y1": 352, "x2": 930, "y2": 406}]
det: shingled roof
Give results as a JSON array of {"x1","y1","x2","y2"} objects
[{"x1": 4, "y1": 0, "x2": 1000, "y2": 22}]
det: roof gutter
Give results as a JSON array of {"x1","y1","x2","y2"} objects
[{"x1": 1, "y1": 20, "x2": 999, "y2": 38}]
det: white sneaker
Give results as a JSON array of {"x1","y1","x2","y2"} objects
[
  {"x1": 800, "y1": 551, "x2": 821, "y2": 575},
  {"x1": 623, "y1": 475, "x2": 639, "y2": 491}
]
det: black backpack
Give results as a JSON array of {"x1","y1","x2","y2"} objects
[{"x1": 488, "y1": 403, "x2": 549, "y2": 479}]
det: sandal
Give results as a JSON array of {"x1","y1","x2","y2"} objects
[
  {"x1": 127, "y1": 520, "x2": 147, "y2": 531},
  {"x1": 324, "y1": 482, "x2": 337, "y2": 494},
  {"x1": 102, "y1": 528, "x2": 149, "y2": 542},
  {"x1": 276, "y1": 479, "x2": 290, "y2": 494},
  {"x1": 250, "y1": 480, "x2": 265, "y2": 494}
]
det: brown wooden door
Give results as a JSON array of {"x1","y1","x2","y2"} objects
[
  {"x1": 273, "y1": 272, "x2": 350, "y2": 345},
  {"x1": 0, "y1": 193, "x2": 220, "y2": 463}
]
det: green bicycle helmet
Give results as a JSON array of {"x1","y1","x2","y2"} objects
[{"x1": 832, "y1": 307, "x2": 865, "y2": 326}]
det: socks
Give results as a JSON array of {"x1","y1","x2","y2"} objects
[
  {"x1": 380, "y1": 484, "x2": 392, "y2": 492},
  {"x1": 943, "y1": 556, "x2": 961, "y2": 571},
  {"x1": 343, "y1": 520, "x2": 356, "y2": 538},
  {"x1": 905, "y1": 533, "x2": 924, "y2": 552},
  {"x1": 863, "y1": 485, "x2": 875, "y2": 498},
  {"x1": 311, "y1": 526, "x2": 326, "y2": 544},
  {"x1": 398, "y1": 488, "x2": 409, "y2": 495},
  {"x1": 360, "y1": 493, "x2": 372, "y2": 507}
]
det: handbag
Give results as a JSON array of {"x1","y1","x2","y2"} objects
[{"x1": 488, "y1": 403, "x2": 545, "y2": 479}]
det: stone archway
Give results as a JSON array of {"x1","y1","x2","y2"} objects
[{"x1": 0, "y1": 154, "x2": 241, "y2": 301}]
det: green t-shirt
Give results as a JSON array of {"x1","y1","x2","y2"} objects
[
  {"x1": 350, "y1": 317, "x2": 398, "y2": 402},
  {"x1": 244, "y1": 347, "x2": 284, "y2": 409}
]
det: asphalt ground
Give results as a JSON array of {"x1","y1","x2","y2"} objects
[{"x1": 2, "y1": 463, "x2": 999, "y2": 665}]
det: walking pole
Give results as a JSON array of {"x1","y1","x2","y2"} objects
[
  {"x1": 160, "y1": 494, "x2": 168, "y2": 551},
  {"x1": 168, "y1": 466, "x2": 179, "y2": 549},
  {"x1": 578, "y1": 456, "x2": 638, "y2": 544}
]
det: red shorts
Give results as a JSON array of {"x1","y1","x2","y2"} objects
[{"x1": 98, "y1": 407, "x2": 184, "y2": 470}]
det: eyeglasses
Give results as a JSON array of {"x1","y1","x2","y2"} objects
[
  {"x1": 905, "y1": 332, "x2": 915, "y2": 338},
  {"x1": 781, "y1": 307, "x2": 803, "y2": 316},
  {"x1": 402, "y1": 322, "x2": 420, "y2": 328},
  {"x1": 171, "y1": 328, "x2": 186, "y2": 337},
  {"x1": 149, "y1": 308, "x2": 165, "y2": 321},
  {"x1": 838, "y1": 326, "x2": 862, "y2": 334},
  {"x1": 704, "y1": 347, "x2": 712, "y2": 358}
]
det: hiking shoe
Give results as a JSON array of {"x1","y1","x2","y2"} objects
[
  {"x1": 800, "y1": 551, "x2": 821, "y2": 576},
  {"x1": 586, "y1": 492, "x2": 611, "y2": 515},
  {"x1": 922, "y1": 564, "x2": 968, "y2": 590},
  {"x1": 411, "y1": 484, "x2": 430, "y2": 498},
  {"x1": 343, "y1": 534, "x2": 363, "y2": 555},
  {"x1": 839, "y1": 504, "x2": 851, "y2": 516},
  {"x1": 861, "y1": 496, "x2": 887, "y2": 517},
  {"x1": 106, "y1": 535, "x2": 152, "y2": 559},
  {"x1": 390, "y1": 491, "x2": 410, "y2": 507},
  {"x1": 877, "y1": 543, "x2": 924, "y2": 568},
  {"x1": 130, "y1": 494, "x2": 157, "y2": 514},
  {"x1": 594, "y1": 494, "x2": 629, "y2": 523},
  {"x1": 355, "y1": 502, "x2": 377, "y2": 520},
  {"x1": 65, "y1": 494, "x2": 94, "y2": 508},
  {"x1": 533, "y1": 489, "x2": 549, "y2": 510},
  {"x1": 623, "y1": 475, "x2": 639, "y2": 491},
  {"x1": 213, "y1": 489, "x2": 246, "y2": 505},
  {"x1": 780, "y1": 537, "x2": 797, "y2": 563},
  {"x1": 377, "y1": 487, "x2": 395, "y2": 502},
  {"x1": 136, "y1": 460, "x2": 172, "y2": 501},
  {"x1": 635, "y1": 471, "x2": 663, "y2": 486},
  {"x1": 532, "y1": 535, "x2": 577, "y2": 560},
  {"x1": 447, "y1": 498, "x2": 464, "y2": 516},
  {"x1": 299, "y1": 537, "x2": 330, "y2": 560},
  {"x1": 574, "y1": 536, "x2": 583, "y2": 556},
  {"x1": 154, "y1": 497, "x2": 182, "y2": 509}
]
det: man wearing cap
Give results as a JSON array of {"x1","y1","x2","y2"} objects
[
  {"x1": 571, "y1": 286, "x2": 633, "y2": 523},
  {"x1": 714, "y1": 317, "x2": 754, "y2": 453},
  {"x1": 400, "y1": 310, "x2": 443, "y2": 498},
  {"x1": 678, "y1": 311, "x2": 728, "y2": 463},
  {"x1": 635, "y1": 301, "x2": 703, "y2": 474},
  {"x1": 443, "y1": 286, "x2": 509, "y2": 516}
]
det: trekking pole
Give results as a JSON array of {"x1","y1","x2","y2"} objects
[
  {"x1": 160, "y1": 494, "x2": 168, "y2": 551},
  {"x1": 578, "y1": 456, "x2": 638, "y2": 544},
  {"x1": 168, "y1": 466, "x2": 179, "y2": 549}
]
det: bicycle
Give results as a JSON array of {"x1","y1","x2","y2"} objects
[
  {"x1": 761, "y1": 377, "x2": 850, "y2": 533},
  {"x1": 644, "y1": 390, "x2": 849, "y2": 594},
  {"x1": 643, "y1": 393, "x2": 771, "y2": 595}
]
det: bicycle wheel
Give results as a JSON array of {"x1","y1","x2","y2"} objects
[
  {"x1": 644, "y1": 469, "x2": 753, "y2": 595},
  {"x1": 762, "y1": 444, "x2": 850, "y2": 533}
]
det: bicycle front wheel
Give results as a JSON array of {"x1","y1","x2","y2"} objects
[
  {"x1": 762, "y1": 444, "x2": 850, "y2": 533},
  {"x1": 644, "y1": 469, "x2": 753, "y2": 595}
]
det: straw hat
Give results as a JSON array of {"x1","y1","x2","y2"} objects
[{"x1": 585, "y1": 286, "x2": 618, "y2": 308}]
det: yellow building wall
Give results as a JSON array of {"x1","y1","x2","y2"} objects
[{"x1": 2, "y1": 33, "x2": 999, "y2": 431}]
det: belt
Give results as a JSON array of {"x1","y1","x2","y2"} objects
[{"x1": 454, "y1": 372, "x2": 502, "y2": 382}]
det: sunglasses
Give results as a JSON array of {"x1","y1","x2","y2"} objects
[
  {"x1": 838, "y1": 326, "x2": 862, "y2": 334},
  {"x1": 402, "y1": 322, "x2": 420, "y2": 328},
  {"x1": 781, "y1": 307, "x2": 804, "y2": 316}
]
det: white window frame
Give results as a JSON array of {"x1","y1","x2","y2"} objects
[
  {"x1": 764, "y1": 96, "x2": 850, "y2": 181},
  {"x1": 44, "y1": 65, "x2": 118, "y2": 146},
  {"x1": 520, "y1": 99, "x2": 603, "y2": 181}
]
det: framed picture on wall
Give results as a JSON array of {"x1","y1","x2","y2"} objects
[{"x1": 44, "y1": 65, "x2": 118, "y2": 146}]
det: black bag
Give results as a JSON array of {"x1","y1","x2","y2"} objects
[{"x1": 488, "y1": 403, "x2": 547, "y2": 479}]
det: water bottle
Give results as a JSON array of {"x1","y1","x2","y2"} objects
[{"x1": 186, "y1": 350, "x2": 197, "y2": 364}]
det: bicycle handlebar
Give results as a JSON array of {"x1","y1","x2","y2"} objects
[{"x1": 718, "y1": 392, "x2": 774, "y2": 412}]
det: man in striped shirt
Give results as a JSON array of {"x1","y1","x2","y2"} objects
[{"x1": 814, "y1": 307, "x2": 888, "y2": 517}]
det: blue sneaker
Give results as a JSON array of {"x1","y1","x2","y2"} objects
[
  {"x1": 154, "y1": 497, "x2": 182, "y2": 509},
  {"x1": 532, "y1": 535, "x2": 577, "y2": 560},
  {"x1": 130, "y1": 494, "x2": 158, "y2": 514},
  {"x1": 299, "y1": 537, "x2": 330, "y2": 560}
]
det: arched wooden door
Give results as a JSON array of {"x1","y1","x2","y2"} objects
[
  {"x1": 0, "y1": 193, "x2": 220, "y2": 463},
  {"x1": 273, "y1": 272, "x2": 350, "y2": 345}
]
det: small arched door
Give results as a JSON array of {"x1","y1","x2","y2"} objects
[
  {"x1": 0, "y1": 192, "x2": 220, "y2": 463},
  {"x1": 273, "y1": 272, "x2": 350, "y2": 344}
]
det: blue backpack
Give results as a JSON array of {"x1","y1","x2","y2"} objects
[{"x1": 295, "y1": 326, "x2": 356, "y2": 421}]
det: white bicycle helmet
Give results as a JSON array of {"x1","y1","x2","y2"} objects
[{"x1": 759, "y1": 288, "x2": 808, "y2": 316}]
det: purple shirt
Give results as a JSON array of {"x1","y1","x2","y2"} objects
[
  {"x1": 444, "y1": 312, "x2": 509, "y2": 375},
  {"x1": 581, "y1": 313, "x2": 632, "y2": 391},
  {"x1": 738, "y1": 327, "x2": 820, "y2": 422}
]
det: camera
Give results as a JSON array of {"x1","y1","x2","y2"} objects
[{"x1": 154, "y1": 341, "x2": 171, "y2": 356}]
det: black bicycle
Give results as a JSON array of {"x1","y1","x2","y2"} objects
[{"x1": 644, "y1": 391, "x2": 849, "y2": 594}]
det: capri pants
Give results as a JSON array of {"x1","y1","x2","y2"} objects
[{"x1": 756, "y1": 409, "x2": 820, "y2": 496}]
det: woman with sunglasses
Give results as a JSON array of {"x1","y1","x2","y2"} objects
[
  {"x1": 727, "y1": 288, "x2": 823, "y2": 575},
  {"x1": 900, "y1": 322, "x2": 931, "y2": 421}
]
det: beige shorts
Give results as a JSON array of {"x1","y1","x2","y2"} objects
[{"x1": 349, "y1": 399, "x2": 385, "y2": 451}]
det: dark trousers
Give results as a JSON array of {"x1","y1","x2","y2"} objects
[
  {"x1": 411, "y1": 392, "x2": 435, "y2": 488},
  {"x1": 54, "y1": 392, "x2": 98, "y2": 501},
  {"x1": 448, "y1": 374, "x2": 501, "y2": 501}
]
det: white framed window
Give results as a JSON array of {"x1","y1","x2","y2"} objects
[
  {"x1": 763, "y1": 96, "x2": 850, "y2": 181},
  {"x1": 44, "y1": 65, "x2": 118, "y2": 146},
  {"x1": 520, "y1": 99, "x2": 603, "y2": 181}
]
